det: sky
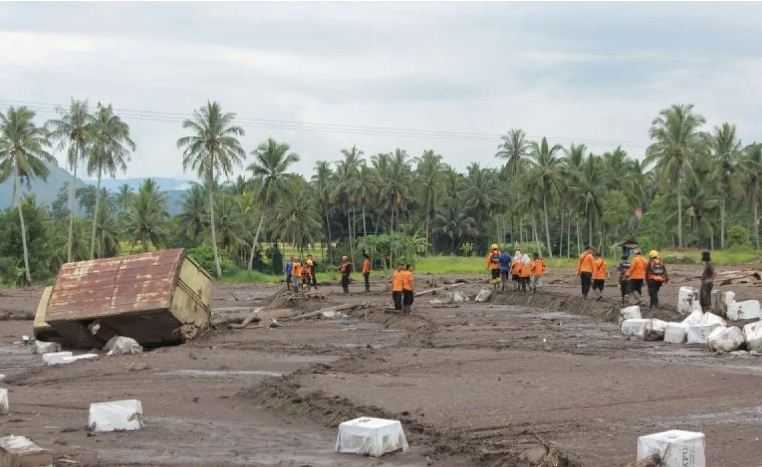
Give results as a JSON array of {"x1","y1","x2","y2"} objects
[{"x1": 1, "y1": 2, "x2": 761, "y2": 182}]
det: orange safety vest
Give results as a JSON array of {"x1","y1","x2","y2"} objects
[
  {"x1": 577, "y1": 252, "x2": 594, "y2": 274},
  {"x1": 292, "y1": 262, "x2": 303, "y2": 278},
  {"x1": 531, "y1": 259, "x2": 546, "y2": 277},
  {"x1": 402, "y1": 270, "x2": 414, "y2": 291},
  {"x1": 647, "y1": 259, "x2": 667, "y2": 282},
  {"x1": 592, "y1": 258, "x2": 607, "y2": 280},
  {"x1": 628, "y1": 255, "x2": 648, "y2": 280},
  {"x1": 362, "y1": 259, "x2": 371, "y2": 274},
  {"x1": 391, "y1": 271, "x2": 405, "y2": 292},
  {"x1": 519, "y1": 262, "x2": 531, "y2": 278},
  {"x1": 486, "y1": 251, "x2": 500, "y2": 270}
]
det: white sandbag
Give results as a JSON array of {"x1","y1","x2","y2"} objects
[
  {"x1": 682, "y1": 309, "x2": 704, "y2": 326},
  {"x1": 61, "y1": 353, "x2": 99, "y2": 364},
  {"x1": 644, "y1": 319, "x2": 668, "y2": 341},
  {"x1": 0, "y1": 388, "x2": 8, "y2": 415},
  {"x1": 452, "y1": 291, "x2": 467, "y2": 303},
  {"x1": 0, "y1": 435, "x2": 54, "y2": 467},
  {"x1": 42, "y1": 351, "x2": 73, "y2": 366},
  {"x1": 620, "y1": 306, "x2": 641, "y2": 321},
  {"x1": 637, "y1": 430, "x2": 705, "y2": 467},
  {"x1": 664, "y1": 323, "x2": 688, "y2": 344},
  {"x1": 33, "y1": 340, "x2": 61, "y2": 355},
  {"x1": 707, "y1": 326, "x2": 745, "y2": 353},
  {"x1": 677, "y1": 287, "x2": 698, "y2": 314},
  {"x1": 743, "y1": 321, "x2": 762, "y2": 352},
  {"x1": 686, "y1": 324, "x2": 723, "y2": 345},
  {"x1": 621, "y1": 319, "x2": 648, "y2": 338},
  {"x1": 726, "y1": 300, "x2": 761, "y2": 321},
  {"x1": 474, "y1": 288, "x2": 493, "y2": 303},
  {"x1": 722, "y1": 291, "x2": 736, "y2": 308},
  {"x1": 104, "y1": 336, "x2": 143, "y2": 356},
  {"x1": 336, "y1": 417, "x2": 408, "y2": 457},
  {"x1": 701, "y1": 312, "x2": 726, "y2": 327},
  {"x1": 88, "y1": 399, "x2": 144, "y2": 432}
]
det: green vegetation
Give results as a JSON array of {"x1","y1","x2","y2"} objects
[{"x1": 2, "y1": 100, "x2": 762, "y2": 286}]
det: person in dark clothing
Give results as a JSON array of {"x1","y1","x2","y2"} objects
[
  {"x1": 339, "y1": 256, "x2": 352, "y2": 294},
  {"x1": 616, "y1": 255, "x2": 631, "y2": 305},
  {"x1": 646, "y1": 250, "x2": 668, "y2": 309},
  {"x1": 700, "y1": 250, "x2": 715, "y2": 311},
  {"x1": 499, "y1": 250, "x2": 512, "y2": 292}
]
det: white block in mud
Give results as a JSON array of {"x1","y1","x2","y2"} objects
[
  {"x1": 678, "y1": 287, "x2": 698, "y2": 314},
  {"x1": 336, "y1": 417, "x2": 409, "y2": 457},
  {"x1": 61, "y1": 353, "x2": 99, "y2": 364},
  {"x1": 702, "y1": 312, "x2": 726, "y2": 327},
  {"x1": 621, "y1": 319, "x2": 649, "y2": 338},
  {"x1": 664, "y1": 323, "x2": 688, "y2": 344},
  {"x1": 723, "y1": 291, "x2": 736, "y2": 308},
  {"x1": 620, "y1": 306, "x2": 642, "y2": 321},
  {"x1": 0, "y1": 435, "x2": 54, "y2": 467},
  {"x1": 475, "y1": 288, "x2": 493, "y2": 303},
  {"x1": 707, "y1": 326, "x2": 745, "y2": 353},
  {"x1": 682, "y1": 309, "x2": 704, "y2": 326},
  {"x1": 637, "y1": 430, "x2": 705, "y2": 467},
  {"x1": 726, "y1": 300, "x2": 761, "y2": 321},
  {"x1": 686, "y1": 324, "x2": 723, "y2": 345},
  {"x1": 88, "y1": 399, "x2": 144, "y2": 432},
  {"x1": 743, "y1": 321, "x2": 762, "y2": 352},
  {"x1": 42, "y1": 351, "x2": 72, "y2": 366},
  {"x1": 0, "y1": 388, "x2": 8, "y2": 415},
  {"x1": 644, "y1": 319, "x2": 668, "y2": 341},
  {"x1": 33, "y1": 340, "x2": 61, "y2": 355}
]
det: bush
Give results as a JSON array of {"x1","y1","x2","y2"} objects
[
  {"x1": 187, "y1": 244, "x2": 238, "y2": 277},
  {"x1": 727, "y1": 225, "x2": 751, "y2": 248},
  {"x1": 270, "y1": 244, "x2": 283, "y2": 276}
]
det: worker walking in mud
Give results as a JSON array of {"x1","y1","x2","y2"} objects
[
  {"x1": 646, "y1": 250, "x2": 668, "y2": 309},
  {"x1": 591, "y1": 251, "x2": 608, "y2": 301},
  {"x1": 498, "y1": 249, "x2": 512, "y2": 292},
  {"x1": 530, "y1": 253, "x2": 546, "y2": 294},
  {"x1": 291, "y1": 257, "x2": 303, "y2": 292},
  {"x1": 486, "y1": 244, "x2": 501, "y2": 289},
  {"x1": 284, "y1": 257, "x2": 294, "y2": 291},
  {"x1": 616, "y1": 254, "x2": 631, "y2": 305},
  {"x1": 576, "y1": 246, "x2": 594, "y2": 299},
  {"x1": 511, "y1": 249, "x2": 522, "y2": 290},
  {"x1": 305, "y1": 255, "x2": 318, "y2": 289},
  {"x1": 391, "y1": 263, "x2": 405, "y2": 311},
  {"x1": 362, "y1": 254, "x2": 372, "y2": 293},
  {"x1": 627, "y1": 249, "x2": 648, "y2": 304},
  {"x1": 339, "y1": 256, "x2": 352, "y2": 294},
  {"x1": 700, "y1": 250, "x2": 715, "y2": 311},
  {"x1": 402, "y1": 264, "x2": 415, "y2": 313},
  {"x1": 518, "y1": 253, "x2": 531, "y2": 293}
]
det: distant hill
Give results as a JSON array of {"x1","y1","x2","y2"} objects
[{"x1": 93, "y1": 177, "x2": 196, "y2": 193}]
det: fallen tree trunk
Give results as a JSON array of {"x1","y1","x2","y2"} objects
[
  {"x1": 286, "y1": 303, "x2": 368, "y2": 322},
  {"x1": 415, "y1": 282, "x2": 466, "y2": 297}
]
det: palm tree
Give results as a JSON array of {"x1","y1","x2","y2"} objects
[
  {"x1": 88, "y1": 103, "x2": 135, "y2": 259},
  {"x1": 177, "y1": 101, "x2": 245, "y2": 277},
  {"x1": 645, "y1": 104, "x2": 706, "y2": 248},
  {"x1": 311, "y1": 161, "x2": 335, "y2": 260},
  {"x1": 373, "y1": 149, "x2": 412, "y2": 233},
  {"x1": 126, "y1": 178, "x2": 169, "y2": 251},
  {"x1": 334, "y1": 145, "x2": 363, "y2": 258},
  {"x1": 272, "y1": 179, "x2": 323, "y2": 254},
  {"x1": 526, "y1": 137, "x2": 563, "y2": 257},
  {"x1": 708, "y1": 122, "x2": 742, "y2": 249},
  {"x1": 496, "y1": 129, "x2": 530, "y2": 178},
  {"x1": 742, "y1": 143, "x2": 762, "y2": 248},
  {"x1": 46, "y1": 99, "x2": 92, "y2": 263},
  {"x1": 178, "y1": 183, "x2": 208, "y2": 244},
  {"x1": 434, "y1": 205, "x2": 478, "y2": 255},
  {"x1": 571, "y1": 154, "x2": 606, "y2": 248},
  {"x1": 415, "y1": 150, "x2": 445, "y2": 252},
  {"x1": 0, "y1": 106, "x2": 54, "y2": 284},
  {"x1": 115, "y1": 184, "x2": 133, "y2": 213},
  {"x1": 247, "y1": 138, "x2": 299, "y2": 270}
]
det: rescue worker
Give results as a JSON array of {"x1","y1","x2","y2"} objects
[
  {"x1": 402, "y1": 264, "x2": 415, "y2": 313},
  {"x1": 361, "y1": 254, "x2": 372, "y2": 293},
  {"x1": 646, "y1": 250, "x2": 668, "y2": 309},
  {"x1": 700, "y1": 250, "x2": 715, "y2": 311},
  {"x1": 616, "y1": 254, "x2": 631, "y2": 305},
  {"x1": 511, "y1": 249, "x2": 522, "y2": 290},
  {"x1": 530, "y1": 253, "x2": 546, "y2": 294},
  {"x1": 591, "y1": 251, "x2": 608, "y2": 301},
  {"x1": 284, "y1": 257, "x2": 294, "y2": 291},
  {"x1": 302, "y1": 255, "x2": 314, "y2": 291},
  {"x1": 627, "y1": 249, "x2": 648, "y2": 304},
  {"x1": 306, "y1": 254, "x2": 318, "y2": 289},
  {"x1": 391, "y1": 263, "x2": 405, "y2": 311},
  {"x1": 339, "y1": 256, "x2": 352, "y2": 294},
  {"x1": 518, "y1": 253, "x2": 531, "y2": 293},
  {"x1": 498, "y1": 249, "x2": 512, "y2": 292},
  {"x1": 576, "y1": 246, "x2": 594, "y2": 299},
  {"x1": 291, "y1": 257, "x2": 303, "y2": 292},
  {"x1": 486, "y1": 244, "x2": 501, "y2": 289}
]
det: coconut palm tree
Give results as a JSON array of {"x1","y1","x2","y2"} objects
[
  {"x1": 88, "y1": 103, "x2": 135, "y2": 259},
  {"x1": 742, "y1": 143, "x2": 762, "y2": 248},
  {"x1": 334, "y1": 145, "x2": 363, "y2": 257},
  {"x1": 645, "y1": 104, "x2": 706, "y2": 248},
  {"x1": 46, "y1": 99, "x2": 92, "y2": 263},
  {"x1": 496, "y1": 129, "x2": 530, "y2": 178},
  {"x1": 373, "y1": 149, "x2": 412, "y2": 233},
  {"x1": 272, "y1": 179, "x2": 322, "y2": 254},
  {"x1": 707, "y1": 122, "x2": 742, "y2": 249},
  {"x1": 0, "y1": 106, "x2": 54, "y2": 284},
  {"x1": 571, "y1": 154, "x2": 606, "y2": 248},
  {"x1": 177, "y1": 101, "x2": 245, "y2": 277},
  {"x1": 526, "y1": 137, "x2": 563, "y2": 257},
  {"x1": 311, "y1": 160, "x2": 335, "y2": 260},
  {"x1": 247, "y1": 138, "x2": 299, "y2": 270},
  {"x1": 434, "y1": 204, "x2": 478, "y2": 255},
  {"x1": 126, "y1": 178, "x2": 169, "y2": 251},
  {"x1": 415, "y1": 149, "x2": 445, "y2": 252}
]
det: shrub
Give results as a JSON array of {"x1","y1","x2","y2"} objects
[{"x1": 727, "y1": 225, "x2": 751, "y2": 248}]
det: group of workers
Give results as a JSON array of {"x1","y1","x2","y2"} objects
[
  {"x1": 576, "y1": 246, "x2": 669, "y2": 309},
  {"x1": 486, "y1": 244, "x2": 546, "y2": 293},
  {"x1": 284, "y1": 255, "x2": 319, "y2": 292}
]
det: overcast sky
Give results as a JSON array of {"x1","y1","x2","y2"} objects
[{"x1": 2, "y1": 2, "x2": 761, "y2": 181}]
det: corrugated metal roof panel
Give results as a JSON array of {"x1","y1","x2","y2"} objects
[{"x1": 47, "y1": 249, "x2": 185, "y2": 322}]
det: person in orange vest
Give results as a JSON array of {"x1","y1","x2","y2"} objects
[
  {"x1": 402, "y1": 263, "x2": 415, "y2": 313},
  {"x1": 576, "y1": 246, "x2": 594, "y2": 299},
  {"x1": 510, "y1": 249, "x2": 522, "y2": 290},
  {"x1": 361, "y1": 254, "x2": 372, "y2": 293},
  {"x1": 305, "y1": 254, "x2": 318, "y2": 289},
  {"x1": 627, "y1": 249, "x2": 648, "y2": 304},
  {"x1": 646, "y1": 250, "x2": 669, "y2": 309},
  {"x1": 591, "y1": 251, "x2": 608, "y2": 301},
  {"x1": 530, "y1": 253, "x2": 546, "y2": 294},
  {"x1": 291, "y1": 257, "x2": 303, "y2": 292},
  {"x1": 485, "y1": 243, "x2": 501, "y2": 288},
  {"x1": 518, "y1": 253, "x2": 531, "y2": 294},
  {"x1": 390, "y1": 263, "x2": 405, "y2": 311}
]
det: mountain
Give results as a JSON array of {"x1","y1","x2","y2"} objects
[
  {"x1": 0, "y1": 161, "x2": 86, "y2": 209},
  {"x1": 93, "y1": 177, "x2": 195, "y2": 193}
]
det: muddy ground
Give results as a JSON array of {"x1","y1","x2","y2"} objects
[{"x1": 2, "y1": 265, "x2": 762, "y2": 466}]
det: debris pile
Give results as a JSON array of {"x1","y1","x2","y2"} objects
[{"x1": 0, "y1": 435, "x2": 54, "y2": 467}]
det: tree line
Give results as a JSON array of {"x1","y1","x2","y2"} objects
[{"x1": 1, "y1": 100, "x2": 760, "y2": 283}]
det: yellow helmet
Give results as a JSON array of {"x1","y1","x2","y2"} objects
[
  {"x1": 649, "y1": 250, "x2": 659, "y2": 259},
  {"x1": 491, "y1": 243, "x2": 499, "y2": 250}
]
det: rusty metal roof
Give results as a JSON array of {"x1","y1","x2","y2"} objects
[{"x1": 46, "y1": 249, "x2": 185, "y2": 322}]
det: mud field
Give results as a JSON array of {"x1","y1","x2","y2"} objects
[{"x1": 2, "y1": 265, "x2": 762, "y2": 467}]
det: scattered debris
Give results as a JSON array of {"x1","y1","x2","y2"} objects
[
  {"x1": 103, "y1": 336, "x2": 143, "y2": 356},
  {"x1": 706, "y1": 326, "x2": 745, "y2": 353},
  {"x1": 0, "y1": 435, "x2": 54, "y2": 467},
  {"x1": 415, "y1": 282, "x2": 466, "y2": 297},
  {"x1": 743, "y1": 321, "x2": 762, "y2": 352},
  {"x1": 0, "y1": 388, "x2": 8, "y2": 415},
  {"x1": 33, "y1": 340, "x2": 61, "y2": 355},
  {"x1": 620, "y1": 305, "x2": 642, "y2": 321},
  {"x1": 475, "y1": 288, "x2": 494, "y2": 303},
  {"x1": 88, "y1": 399, "x2": 144, "y2": 432},
  {"x1": 335, "y1": 417, "x2": 408, "y2": 457},
  {"x1": 42, "y1": 351, "x2": 73, "y2": 366},
  {"x1": 716, "y1": 269, "x2": 762, "y2": 286},
  {"x1": 677, "y1": 287, "x2": 698, "y2": 314},
  {"x1": 726, "y1": 300, "x2": 761, "y2": 321},
  {"x1": 643, "y1": 319, "x2": 668, "y2": 341},
  {"x1": 287, "y1": 303, "x2": 368, "y2": 322},
  {"x1": 623, "y1": 453, "x2": 661, "y2": 467},
  {"x1": 637, "y1": 430, "x2": 705, "y2": 467}
]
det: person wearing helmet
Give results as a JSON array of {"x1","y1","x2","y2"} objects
[
  {"x1": 339, "y1": 256, "x2": 353, "y2": 294},
  {"x1": 700, "y1": 250, "x2": 715, "y2": 311},
  {"x1": 486, "y1": 244, "x2": 501, "y2": 289},
  {"x1": 646, "y1": 250, "x2": 669, "y2": 309},
  {"x1": 627, "y1": 249, "x2": 648, "y2": 304}
]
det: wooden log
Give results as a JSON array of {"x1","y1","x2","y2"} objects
[{"x1": 414, "y1": 282, "x2": 466, "y2": 297}]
